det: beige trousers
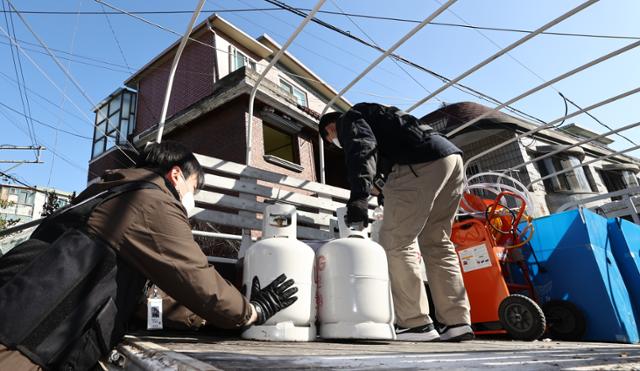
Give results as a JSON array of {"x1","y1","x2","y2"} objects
[{"x1": 379, "y1": 154, "x2": 470, "y2": 328}]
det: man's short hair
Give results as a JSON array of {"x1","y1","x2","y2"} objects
[
  {"x1": 138, "y1": 141, "x2": 205, "y2": 189},
  {"x1": 318, "y1": 111, "x2": 342, "y2": 139}
]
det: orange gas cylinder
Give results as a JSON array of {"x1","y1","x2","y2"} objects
[{"x1": 451, "y1": 219, "x2": 510, "y2": 325}]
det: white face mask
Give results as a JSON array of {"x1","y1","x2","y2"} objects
[
  {"x1": 179, "y1": 173, "x2": 196, "y2": 214},
  {"x1": 331, "y1": 137, "x2": 342, "y2": 149}
]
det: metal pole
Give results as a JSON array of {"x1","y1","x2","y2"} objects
[
  {"x1": 623, "y1": 195, "x2": 640, "y2": 224},
  {"x1": 406, "y1": 0, "x2": 597, "y2": 112},
  {"x1": 156, "y1": 0, "x2": 206, "y2": 143},
  {"x1": 527, "y1": 143, "x2": 640, "y2": 188},
  {"x1": 446, "y1": 39, "x2": 640, "y2": 139},
  {"x1": 319, "y1": 132, "x2": 326, "y2": 183},
  {"x1": 246, "y1": 0, "x2": 327, "y2": 165},
  {"x1": 318, "y1": 0, "x2": 457, "y2": 183},
  {"x1": 463, "y1": 86, "x2": 640, "y2": 174},
  {"x1": 508, "y1": 119, "x2": 640, "y2": 174},
  {"x1": 556, "y1": 186, "x2": 640, "y2": 212}
]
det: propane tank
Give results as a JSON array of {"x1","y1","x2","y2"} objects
[
  {"x1": 316, "y1": 207, "x2": 395, "y2": 340},
  {"x1": 241, "y1": 204, "x2": 316, "y2": 341},
  {"x1": 370, "y1": 205, "x2": 384, "y2": 243}
]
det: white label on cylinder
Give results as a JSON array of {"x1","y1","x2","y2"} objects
[{"x1": 457, "y1": 244, "x2": 492, "y2": 272}]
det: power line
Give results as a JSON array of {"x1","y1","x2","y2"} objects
[
  {"x1": 0, "y1": 70, "x2": 90, "y2": 131},
  {"x1": 99, "y1": 3, "x2": 130, "y2": 69},
  {"x1": 0, "y1": 34, "x2": 134, "y2": 70},
  {"x1": 1, "y1": 107, "x2": 93, "y2": 177},
  {"x1": 0, "y1": 101, "x2": 92, "y2": 139},
  {"x1": 1, "y1": 7, "x2": 637, "y2": 41},
  {"x1": 2, "y1": 0, "x2": 37, "y2": 147},
  {"x1": 328, "y1": 0, "x2": 442, "y2": 106},
  {"x1": 0, "y1": 25, "x2": 133, "y2": 171},
  {"x1": 0, "y1": 169, "x2": 37, "y2": 190},
  {"x1": 49, "y1": 0, "x2": 84, "y2": 187},
  {"x1": 264, "y1": 0, "x2": 550, "y2": 125},
  {"x1": 6, "y1": 0, "x2": 138, "y2": 167},
  {"x1": 558, "y1": 92, "x2": 637, "y2": 146},
  {"x1": 0, "y1": 7, "x2": 283, "y2": 15}
]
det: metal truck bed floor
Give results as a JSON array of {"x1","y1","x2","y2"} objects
[{"x1": 116, "y1": 332, "x2": 640, "y2": 370}]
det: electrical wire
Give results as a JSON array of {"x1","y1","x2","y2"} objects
[
  {"x1": 328, "y1": 0, "x2": 443, "y2": 108},
  {"x1": 99, "y1": 3, "x2": 130, "y2": 69},
  {"x1": 0, "y1": 21, "x2": 135, "y2": 170},
  {"x1": 558, "y1": 92, "x2": 636, "y2": 146},
  {"x1": 2, "y1": 0, "x2": 37, "y2": 148},
  {"x1": 0, "y1": 27, "x2": 133, "y2": 170},
  {"x1": 0, "y1": 7, "x2": 638, "y2": 43},
  {"x1": 214, "y1": 0, "x2": 412, "y2": 97},
  {"x1": 0, "y1": 70, "x2": 89, "y2": 132},
  {"x1": 264, "y1": 0, "x2": 551, "y2": 126},
  {"x1": 0, "y1": 169, "x2": 37, "y2": 190},
  {"x1": 1, "y1": 107, "x2": 94, "y2": 177},
  {"x1": 6, "y1": 0, "x2": 138, "y2": 164},
  {"x1": 0, "y1": 101, "x2": 92, "y2": 139},
  {"x1": 49, "y1": 0, "x2": 85, "y2": 187}
]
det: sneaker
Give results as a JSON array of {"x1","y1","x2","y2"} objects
[
  {"x1": 438, "y1": 324, "x2": 475, "y2": 342},
  {"x1": 395, "y1": 323, "x2": 440, "y2": 341}
]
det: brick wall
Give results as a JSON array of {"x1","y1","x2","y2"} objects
[
  {"x1": 134, "y1": 32, "x2": 215, "y2": 136},
  {"x1": 248, "y1": 103, "x2": 317, "y2": 181},
  {"x1": 87, "y1": 147, "x2": 138, "y2": 182},
  {"x1": 166, "y1": 97, "x2": 247, "y2": 164}
]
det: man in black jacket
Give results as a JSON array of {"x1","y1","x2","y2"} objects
[{"x1": 319, "y1": 103, "x2": 472, "y2": 342}]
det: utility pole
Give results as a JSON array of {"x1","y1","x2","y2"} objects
[{"x1": 0, "y1": 145, "x2": 45, "y2": 164}]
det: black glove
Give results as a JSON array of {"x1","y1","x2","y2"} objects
[
  {"x1": 377, "y1": 193, "x2": 384, "y2": 207},
  {"x1": 346, "y1": 197, "x2": 369, "y2": 227},
  {"x1": 249, "y1": 274, "x2": 298, "y2": 325}
]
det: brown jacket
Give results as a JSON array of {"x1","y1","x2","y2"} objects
[{"x1": 78, "y1": 167, "x2": 252, "y2": 329}]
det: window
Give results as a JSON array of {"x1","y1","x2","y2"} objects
[
  {"x1": 263, "y1": 124, "x2": 298, "y2": 164},
  {"x1": 536, "y1": 155, "x2": 594, "y2": 193},
  {"x1": 599, "y1": 169, "x2": 640, "y2": 198},
  {"x1": 230, "y1": 47, "x2": 256, "y2": 72},
  {"x1": 279, "y1": 79, "x2": 308, "y2": 107},
  {"x1": 92, "y1": 90, "x2": 137, "y2": 159}
]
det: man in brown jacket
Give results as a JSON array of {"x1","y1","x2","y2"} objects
[{"x1": 0, "y1": 141, "x2": 297, "y2": 370}]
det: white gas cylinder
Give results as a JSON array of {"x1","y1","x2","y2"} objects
[
  {"x1": 316, "y1": 207, "x2": 395, "y2": 340},
  {"x1": 370, "y1": 205, "x2": 384, "y2": 243},
  {"x1": 241, "y1": 204, "x2": 316, "y2": 341}
]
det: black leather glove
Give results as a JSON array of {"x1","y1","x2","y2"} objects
[
  {"x1": 377, "y1": 193, "x2": 384, "y2": 207},
  {"x1": 346, "y1": 197, "x2": 369, "y2": 227},
  {"x1": 249, "y1": 274, "x2": 298, "y2": 325}
]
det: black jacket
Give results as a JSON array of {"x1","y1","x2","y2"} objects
[{"x1": 336, "y1": 102, "x2": 462, "y2": 199}]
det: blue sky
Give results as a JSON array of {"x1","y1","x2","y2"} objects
[{"x1": 1, "y1": 0, "x2": 639, "y2": 193}]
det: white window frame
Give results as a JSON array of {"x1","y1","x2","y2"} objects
[
  {"x1": 229, "y1": 46, "x2": 256, "y2": 72},
  {"x1": 279, "y1": 79, "x2": 308, "y2": 107}
]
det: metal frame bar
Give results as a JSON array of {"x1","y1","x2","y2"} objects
[
  {"x1": 463, "y1": 86, "x2": 640, "y2": 173},
  {"x1": 192, "y1": 230, "x2": 256, "y2": 241},
  {"x1": 246, "y1": 0, "x2": 327, "y2": 165},
  {"x1": 507, "y1": 120, "x2": 640, "y2": 175},
  {"x1": 528, "y1": 143, "x2": 640, "y2": 188},
  {"x1": 156, "y1": 0, "x2": 206, "y2": 143},
  {"x1": 318, "y1": 0, "x2": 457, "y2": 182},
  {"x1": 446, "y1": 39, "x2": 640, "y2": 139},
  {"x1": 556, "y1": 186, "x2": 640, "y2": 224},
  {"x1": 406, "y1": 0, "x2": 597, "y2": 113}
]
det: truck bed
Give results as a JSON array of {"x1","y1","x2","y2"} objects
[{"x1": 114, "y1": 332, "x2": 640, "y2": 370}]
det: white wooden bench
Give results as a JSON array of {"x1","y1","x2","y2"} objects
[{"x1": 191, "y1": 153, "x2": 376, "y2": 246}]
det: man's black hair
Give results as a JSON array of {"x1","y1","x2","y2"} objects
[
  {"x1": 137, "y1": 141, "x2": 205, "y2": 189},
  {"x1": 318, "y1": 111, "x2": 342, "y2": 140}
]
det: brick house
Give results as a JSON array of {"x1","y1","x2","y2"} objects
[
  {"x1": 421, "y1": 102, "x2": 640, "y2": 218},
  {"x1": 88, "y1": 14, "x2": 351, "y2": 189}
]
